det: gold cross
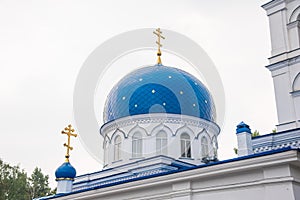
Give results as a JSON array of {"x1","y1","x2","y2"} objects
[
  {"x1": 153, "y1": 28, "x2": 165, "y2": 64},
  {"x1": 61, "y1": 124, "x2": 77, "y2": 162}
]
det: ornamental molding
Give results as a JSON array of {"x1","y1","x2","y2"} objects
[
  {"x1": 100, "y1": 113, "x2": 220, "y2": 135},
  {"x1": 253, "y1": 140, "x2": 300, "y2": 153},
  {"x1": 128, "y1": 124, "x2": 148, "y2": 137},
  {"x1": 266, "y1": 55, "x2": 300, "y2": 71},
  {"x1": 291, "y1": 90, "x2": 300, "y2": 97},
  {"x1": 151, "y1": 123, "x2": 173, "y2": 137},
  {"x1": 262, "y1": 0, "x2": 285, "y2": 14},
  {"x1": 287, "y1": 20, "x2": 300, "y2": 29},
  {"x1": 175, "y1": 124, "x2": 195, "y2": 137},
  {"x1": 252, "y1": 128, "x2": 300, "y2": 153}
]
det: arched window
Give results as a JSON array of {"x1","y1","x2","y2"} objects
[
  {"x1": 132, "y1": 132, "x2": 142, "y2": 158},
  {"x1": 114, "y1": 136, "x2": 121, "y2": 161},
  {"x1": 180, "y1": 133, "x2": 191, "y2": 158},
  {"x1": 156, "y1": 131, "x2": 167, "y2": 155},
  {"x1": 201, "y1": 137, "x2": 208, "y2": 158}
]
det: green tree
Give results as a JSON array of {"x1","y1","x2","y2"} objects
[
  {"x1": 233, "y1": 147, "x2": 238, "y2": 155},
  {"x1": 28, "y1": 167, "x2": 51, "y2": 199},
  {"x1": 0, "y1": 159, "x2": 53, "y2": 200},
  {"x1": 0, "y1": 159, "x2": 30, "y2": 200},
  {"x1": 252, "y1": 130, "x2": 260, "y2": 138}
]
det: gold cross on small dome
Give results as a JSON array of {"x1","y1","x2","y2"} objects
[
  {"x1": 61, "y1": 124, "x2": 77, "y2": 162},
  {"x1": 153, "y1": 28, "x2": 165, "y2": 64}
]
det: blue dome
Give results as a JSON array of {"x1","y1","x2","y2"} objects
[
  {"x1": 236, "y1": 121, "x2": 251, "y2": 134},
  {"x1": 55, "y1": 162, "x2": 76, "y2": 179},
  {"x1": 104, "y1": 64, "x2": 216, "y2": 123}
]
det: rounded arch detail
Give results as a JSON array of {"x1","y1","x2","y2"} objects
[
  {"x1": 111, "y1": 129, "x2": 126, "y2": 142},
  {"x1": 289, "y1": 6, "x2": 300, "y2": 23},
  {"x1": 128, "y1": 124, "x2": 148, "y2": 137},
  {"x1": 151, "y1": 123, "x2": 173, "y2": 137},
  {"x1": 292, "y1": 72, "x2": 300, "y2": 92},
  {"x1": 175, "y1": 125, "x2": 195, "y2": 138}
]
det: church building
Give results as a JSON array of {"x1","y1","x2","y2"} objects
[{"x1": 37, "y1": 0, "x2": 300, "y2": 199}]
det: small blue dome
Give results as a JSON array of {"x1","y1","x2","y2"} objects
[
  {"x1": 55, "y1": 162, "x2": 76, "y2": 179},
  {"x1": 104, "y1": 64, "x2": 216, "y2": 123},
  {"x1": 236, "y1": 121, "x2": 251, "y2": 134}
]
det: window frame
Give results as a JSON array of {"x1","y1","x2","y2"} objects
[
  {"x1": 114, "y1": 135, "x2": 122, "y2": 161},
  {"x1": 132, "y1": 132, "x2": 143, "y2": 158},
  {"x1": 180, "y1": 133, "x2": 191, "y2": 158},
  {"x1": 156, "y1": 131, "x2": 168, "y2": 155}
]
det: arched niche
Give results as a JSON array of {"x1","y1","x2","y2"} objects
[
  {"x1": 111, "y1": 129, "x2": 126, "y2": 141},
  {"x1": 175, "y1": 125, "x2": 195, "y2": 138},
  {"x1": 289, "y1": 6, "x2": 300, "y2": 23},
  {"x1": 292, "y1": 72, "x2": 300, "y2": 92},
  {"x1": 128, "y1": 124, "x2": 147, "y2": 137},
  {"x1": 151, "y1": 123, "x2": 173, "y2": 136}
]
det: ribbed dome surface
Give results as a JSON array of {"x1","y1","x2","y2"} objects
[{"x1": 104, "y1": 64, "x2": 216, "y2": 123}]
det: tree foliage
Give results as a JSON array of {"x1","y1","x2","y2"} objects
[
  {"x1": 233, "y1": 147, "x2": 238, "y2": 155},
  {"x1": 0, "y1": 159, "x2": 53, "y2": 200},
  {"x1": 28, "y1": 167, "x2": 51, "y2": 199},
  {"x1": 251, "y1": 130, "x2": 260, "y2": 138}
]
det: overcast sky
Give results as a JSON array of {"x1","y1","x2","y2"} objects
[{"x1": 0, "y1": 0, "x2": 276, "y2": 188}]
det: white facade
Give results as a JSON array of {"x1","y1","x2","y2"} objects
[
  {"x1": 263, "y1": 0, "x2": 300, "y2": 131},
  {"x1": 36, "y1": 1, "x2": 300, "y2": 200},
  {"x1": 50, "y1": 151, "x2": 300, "y2": 200},
  {"x1": 101, "y1": 113, "x2": 220, "y2": 168},
  {"x1": 56, "y1": 181, "x2": 73, "y2": 194},
  {"x1": 236, "y1": 131, "x2": 253, "y2": 157}
]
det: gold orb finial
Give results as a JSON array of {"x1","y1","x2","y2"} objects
[
  {"x1": 153, "y1": 28, "x2": 165, "y2": 64},
  {"x1": 61, "y1": 124, "x2": 77, "y2": 162}
]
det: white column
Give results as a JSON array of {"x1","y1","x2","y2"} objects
[{"x1": 236, "y1": 122, "x2": 253, "y2": 157}]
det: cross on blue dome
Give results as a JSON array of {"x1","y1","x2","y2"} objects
[{"x1": 103, "y1": 64, "x2": 216, "y2": 123}]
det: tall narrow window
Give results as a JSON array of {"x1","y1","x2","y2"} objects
[
  {"x1": 212, "y1": 136, "x2": 218, "y2": 157},
  {"x1": 201, "y1": 137, "x2": 208, "y2": 158},
  {"x1": 114, "y1": 136, "x2": 121, "y2": 161},
  {"x1": 104, "y1": 139, "x2": 109, "y2": 165},
  {"x1": 180, "y1": 133, "x2": 191, "y2": 158},
  {"x1": 156, "y1": 131, "x2": 167, "y2": 155},
  {"x1": 132, "y1": 132, "x2": 142, "y2": 158}
]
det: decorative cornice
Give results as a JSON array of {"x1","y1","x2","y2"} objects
[
  {"x1": 287, "y1": 20, "x2": 300, "y2": 29},
  {"x1": 266, "y1": 54, "x2": 300, "y2": 71},
  {"x1": 252, "y1": 128, "x2": 300, "y2": 153},
  {"x1": 100, "y1": 113, "x2": 220, "y2": 136},
  {"x1": 261, "y1": 0, "x2": 285, "y2": 12},
  {"x1": 290, "y1": 90, "x2": 300, "y2": 96},
  {"x1": 55, "y1": 177, "x2": 74, "y2": 181}
]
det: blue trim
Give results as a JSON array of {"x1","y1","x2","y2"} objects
[
  {"x1": 179, "y1": 157, "x2": 194, "y2": 160},
  {"x1": 236, "y1": 121, "x2": 251, "y2": 134},
  {"x1": 252, "y1": 127, "x2": 300, "y2": 140},
  {"x1": 75, "y1": 155, "x2": 192, "y2": 178},
  {"x1": 55, "y1": 162, "x2": 76, "y2": 179},
  {"x1": 253, "y1": 137, "x2": 300, "y2": 148},
  {"x1": 74, "y1": 156, "x2": 194, "y2": 186},
  {"x1": 40, "y1": 148, "x2": 299, "y2": 199}
]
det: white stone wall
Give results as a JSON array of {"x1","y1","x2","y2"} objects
[
  {"x1": 263, "y1": 0, "x2": 300, "y2": 131},
  {"x1": 100, "y1": 114, "x2": 220, "y2": 168},
  {"x1": 53, "y1": 150, "x2": 300, "y2": 200}
]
